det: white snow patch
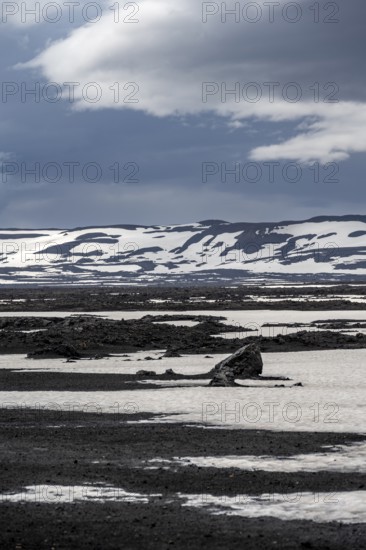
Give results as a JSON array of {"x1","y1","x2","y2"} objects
[
  {"x1": 150, "y1": 441, "x2": 366, "y2": 473},
  {"x1": 178, "y1": 491, "x2": 366, "y2": 524},
  {"x1": 0, "y1": 484, "x2": 161, "y2": 504}
]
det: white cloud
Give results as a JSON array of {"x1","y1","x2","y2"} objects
[
  {"x1": 249, "y1": 103, "x2": 366, "y2": 164},
  {"x1": 17, "y1": 0, "x2": 366, "y2": 164}
]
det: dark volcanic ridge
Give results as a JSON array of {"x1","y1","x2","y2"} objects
[{"x1": 1, "y1": 314, "x2": 366, "y2": 358}]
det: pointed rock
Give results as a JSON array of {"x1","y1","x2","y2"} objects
[{"x1": 209, "y1": 343, "x2": 263, "y2": 386}]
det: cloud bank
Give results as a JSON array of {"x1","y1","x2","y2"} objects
[{"x1": 18, "y1": 0, "x2": 366, "y2": 165}]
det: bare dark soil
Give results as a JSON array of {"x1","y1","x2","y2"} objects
[{"x1": 0, "y1": 409, "x2": 365, "y2": 549}]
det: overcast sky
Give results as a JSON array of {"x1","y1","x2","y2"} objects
[{"x1": 0, "y1": 0, "x2": 365, "y2": 227}]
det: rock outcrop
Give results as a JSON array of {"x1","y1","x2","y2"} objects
[
  {"x1": 136, "y1": 370, "x2": 157, "y2": 376},
  {"x1": 209, "y1": 343, "x2": 263, "y2": 386},
  {"x1": 163, "y1": 348, "x2": 181, "y2": 358},
  {"x1": 27, "y1": 343, "x2": 81, "y2": 360}
]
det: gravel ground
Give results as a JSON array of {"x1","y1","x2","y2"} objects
[{"x1": 0, "y1": 408, "x2": 365, "y2": 549}]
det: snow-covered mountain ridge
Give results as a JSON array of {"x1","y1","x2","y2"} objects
[{"x1": 1, "y1": 216, "x2": 366, "y2": 284}]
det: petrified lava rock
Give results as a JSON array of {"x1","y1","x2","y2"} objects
[{"x1": 209, "y1": 343, "x2": 263, "y2": 387}]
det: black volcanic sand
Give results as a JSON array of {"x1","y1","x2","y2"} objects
[
  {"x1": 0, "y1": 365, "x2": 292, "y2": 391},
  {"x1": 0, "y1": 409, "x2": 366, "y2": 549},
  {"x1": 0, "y1": 284, "x2": 366, "y2": 311},
  {"x1": 2, "y1": 503, "x2": 366, "y2": 550}
]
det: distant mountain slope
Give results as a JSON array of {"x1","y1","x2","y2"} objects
[{"x1": 1, "y1": 216, "x2": 366, "y2": 284}]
